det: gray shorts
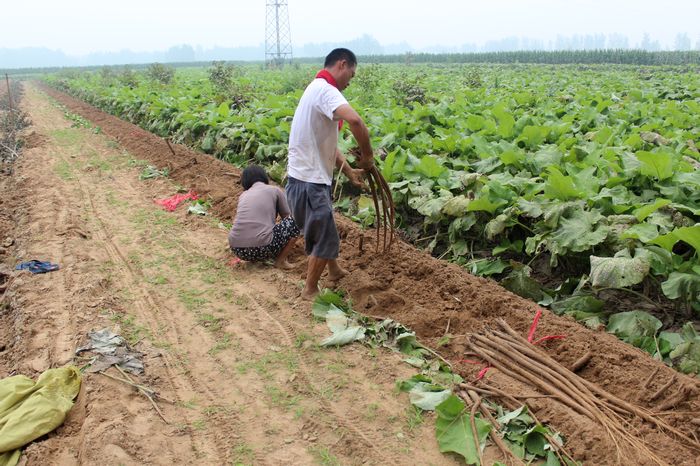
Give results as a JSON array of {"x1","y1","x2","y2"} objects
[{"x1": 285, "y1": 176, "x2": 339, "y2": 259}]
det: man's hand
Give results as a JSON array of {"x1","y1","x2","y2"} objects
[
  {"x1": 356, "y1": 156, "x2": 375, "y2": 170},
  {"x1": 346, "y1": 167, "x2": 367, "y2": 189}
]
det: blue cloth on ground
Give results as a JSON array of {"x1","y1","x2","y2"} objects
[{"x1": 15, "y1": 260, "x2": 60, "y2": 274}]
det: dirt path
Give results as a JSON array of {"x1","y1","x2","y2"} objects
[
  {"x1": 0, "y1": 84, "x2": 461, "y2": 465},
  {"x1": 3, "y1": 81, "x2": 699, "y2": 465}
]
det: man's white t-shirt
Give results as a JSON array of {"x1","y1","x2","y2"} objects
[{"x1": 287, "y1": 78, "x2": 348, "y2": 186}]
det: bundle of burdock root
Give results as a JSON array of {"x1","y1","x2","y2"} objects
[
  {"x1": 365, "y1": 164, "x2": 395, "y2": 252},
  {"x1": 459, "y1": 319, "x2": 700, "y2": 466}
]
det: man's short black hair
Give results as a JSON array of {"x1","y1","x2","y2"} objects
[
  {"x1": 241, "y1": 165, "x2": 269, "y2": 190},
  {"x1": 324, "y1": 48, "x2": 357, "y2": 68}
]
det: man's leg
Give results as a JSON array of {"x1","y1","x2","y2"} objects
[
  {"x1": 327, "y1": 259, "x2": 348, "y2": 281},
  {"x1": 302, "y1": 255, "x2": 328, "y2": 300}
]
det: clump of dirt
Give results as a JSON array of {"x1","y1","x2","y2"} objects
[
  {"x1": 40, "y1": 83, "x2": 700, "y2": 464},
  {"x1": 23, "y1": 131, "x2": 48, "y2": 149}
]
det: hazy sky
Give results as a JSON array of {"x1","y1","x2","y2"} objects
[{"x1": 7, "y1": 0, "x2": 699, "y2": 55}]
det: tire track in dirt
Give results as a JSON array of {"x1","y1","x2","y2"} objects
[
  {"x1": 74, "y1": 177, "x2": 236, "y2": 461},
  {"x1": 244, "y1": 290, "x2": 391, "y2": 465},
  {"x1": 125, "y1": 230, "x2": 391, "y2": 464},
  {"x1": 62, "y1": 136, "x2": 308, "y2": 463}
]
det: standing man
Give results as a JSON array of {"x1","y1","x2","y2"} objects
[{"x1": 286, "y1": 48, "x2": 374, "y2": 300}]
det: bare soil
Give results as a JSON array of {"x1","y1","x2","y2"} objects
[
  {"x1": 1, "y1": 84, "x2": 460, "y2": 466},
  {"x1": 1, "y1": 81, "x2": 697, "y2": 465}
]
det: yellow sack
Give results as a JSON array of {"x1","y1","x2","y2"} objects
[{"x1": 0, "y1": 366, "x2": 82, "y2": 466}]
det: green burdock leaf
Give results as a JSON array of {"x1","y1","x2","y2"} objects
[
  {"x1": 661, "y1": 272, "x2": 700, "y2": 300},
  {"x1": 187, "y1": 203, "x2": 208, "y2": 216},
  {"x1": 550, "y1": 295, "x2": 604, "y2": 318},
  {"x1": 442, "y1": 196, "x2": 471, "y2": 216},
  {"x1": 635, "y1": 150, "x2": 674, "y2": 180},
  {"x1": 408, "y1": 383, "x2": 452, "y2": 411},
  {"x1": 524, "y1": 430, "x2": 547, "y2": 457},
  {"x1": 673, "y1": 225, "x2": 700, "y2": 252},
  {"x1": 435, "y1": 395, "x2": 491, "y2": 464},
  {"x1": 517, "y1": 199, "x2": 545, "y2": 218},
  {"x1": 493, "y1": 104, "x2": 515, "y2": 138},
  {"x1": 496, "y1": 405, "x2": 531, "y2": 425},
  {"x1": 606, "y1": 311, "x2": 662, "y2": 348},
  {"x1": 519, "y1": 125, "x2": 548, "y2": 149},
  {"x1": 467, "y1": 258, "x2": 510, "y2": 277},
  {"x1": 467, "y1": 196, "x2": 504, "y2": 214},
  {"x1": 397, "y1": 374, "x2": 433, "y2": 392},
  {"x1": 589, "y1": 250, "x2": 650, "y2": 288},
  {"x1": 324, "y1": 308, "x2": 350, "y2": 333},
  {"x1": 485, "y1": 213, "x2": 510, "y2": 240},
  {"x1": 320, "y1": 307, "x2": 365, "y2": 346},
  {"x1": 321, "y1": 327, "x2": 365, "y2": 347},
  {"x1": 411, "y1": 194, "x2": 452, "y2": 218},
  {"x1": 139, "y1": 165, "x2": 168, "y2": 180},
  {"x1": 620, "y1": 223, "x2": 659, "y2": 243},
  {"x1": 633, "y1": 199, "x2": 671, "y2": 222},
  {"x1": 548, "y1": 209, "x2": 609, "y2": 255},
  {"x1": 545, "y1": 451, "x2": 562, "y2": 466},
  {"x1": 466, "y1": 114, "x2": 486, "y2": 132},
  {"x1": 502, "y1": 264, "x2": 543, "y2": 301},
  {"x1": 669, "y1": 325, "x2": 700, "y2": 374},
  {"x1": 658, "y1": 331, "x2": 683, "y2": 357},
  {"x1": 415, "y1": 155, "x2": 446, "y2": 179},
  {"x1": 544, "y1": 167, "x2": 582, "y2": 200},
  {"x1": 650, "y1": 225, "x2": 700, "y2": 253}
]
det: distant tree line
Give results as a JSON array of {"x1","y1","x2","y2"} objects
[
  {"x1": 4, "y1": 50, "x2": 699, "y2": 76},
  {"x1": 355, "y1": 50, "x2": 700, "y2": 66}
]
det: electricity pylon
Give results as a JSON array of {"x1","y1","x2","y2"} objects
[{"x1": 265, "y1": 1, "x2": 293, "y2": 66}]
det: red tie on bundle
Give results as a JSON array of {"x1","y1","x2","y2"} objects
[
  {"x1": 315, "y1": 69, "x2": 344, "y2": 131},
  {"x1": 458, "y1": 310, "x2": 566, "y2": 382}
]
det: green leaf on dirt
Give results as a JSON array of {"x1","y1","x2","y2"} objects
[
  {"x1": 139, "y1": 165, "x2": 168, "y2": 180},
  {"x1": 467, "y1": 258, "x2": 510, "y2": 277},
  {"x1": 187, "y1": 203, "x2": 208, "y2": 216},
  {"x1": 435, "y1": 395, "x2": 491, "y2": 464},
  {"x1": 320, "y1": 309, "x2": 365, "y2": 347},
  {"x1": 407, "y1": 383, "x2": 452, "y2": 411},
  {"x1": 312, "y1": 290, "x2": 349, "y2": 319},
  {"x1": 501, "y1": 264, "x2": 543, "y2": 301}
]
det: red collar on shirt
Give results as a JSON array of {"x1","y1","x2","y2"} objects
[
  {"x1": 315, "y1": 69, "x2": 344, "y2": 130},
  {"x1": 315, "y1": 69, "x2": 338, "y2": 88}
]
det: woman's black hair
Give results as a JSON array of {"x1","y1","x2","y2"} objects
[{"x1": 240, "y1": 164, "x2": 269, "y2": 190}]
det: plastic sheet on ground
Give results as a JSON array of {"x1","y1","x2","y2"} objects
[
  {"x1": 0, "y1": 367, "x2": 82, "y2": 466},
  {"x1": 76, "y1": 328, "x2": 144, "y2": 375},
  {"x1": 154, "y1": 191, "x2": 198, "y2": 212}
]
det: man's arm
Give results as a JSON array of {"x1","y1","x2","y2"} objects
[
  {"x1": 333, "y1": 104, "x2": 373, "y2": 169},
  {"x1": 335, "y1": 148, "x2": 365, "y2": 189}
]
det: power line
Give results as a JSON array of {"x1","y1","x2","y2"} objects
[{"x1": 265, "y1": 1, "x2": 293, "y2": 66}]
